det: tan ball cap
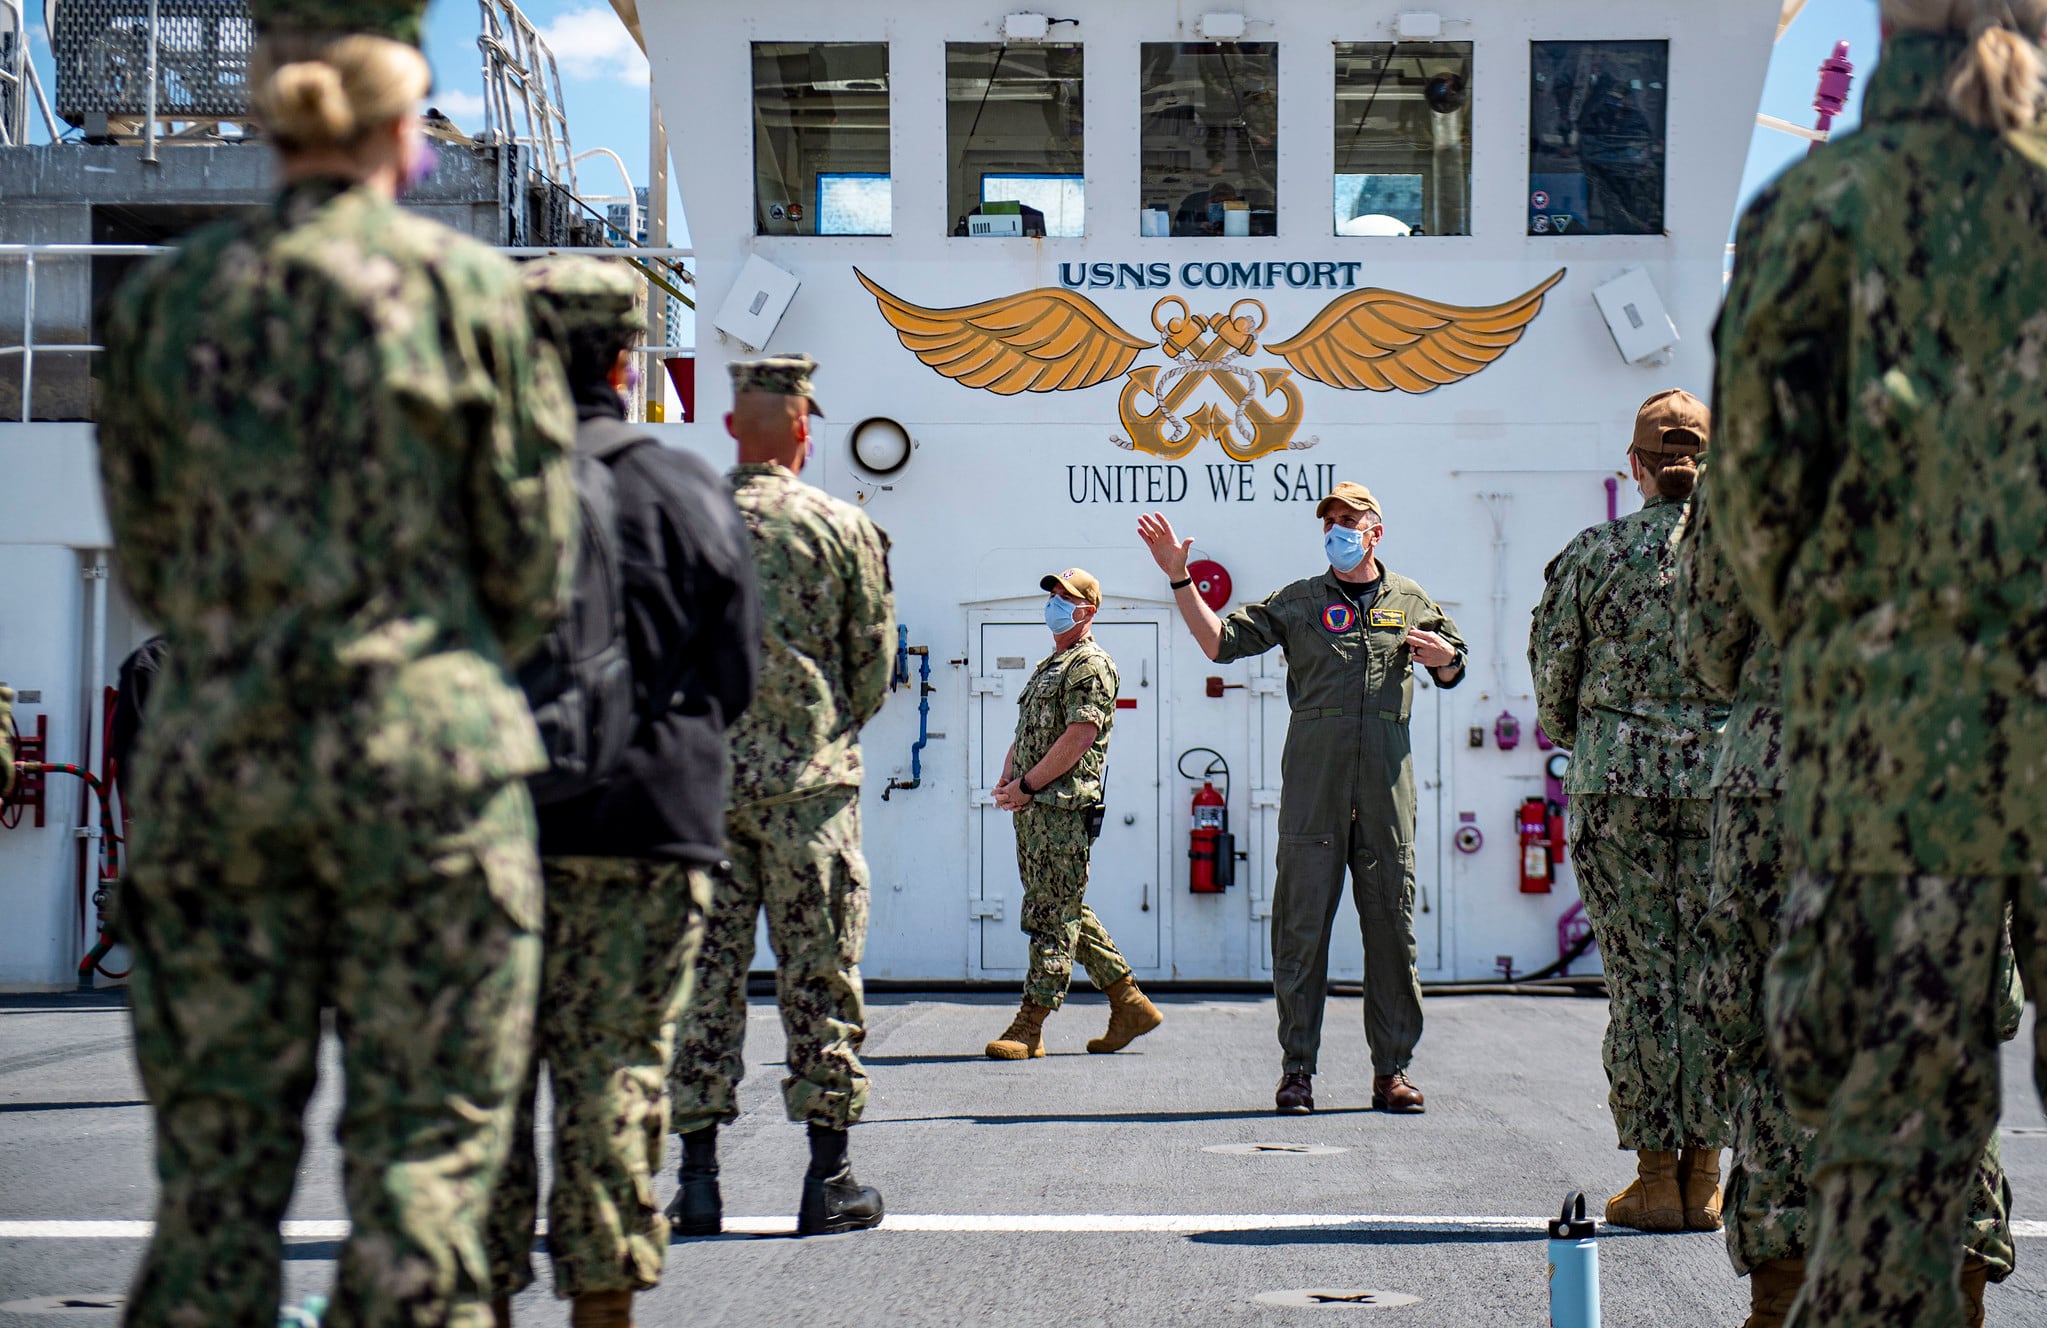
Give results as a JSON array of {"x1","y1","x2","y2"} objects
[
  {"x1": 1040, "y1": 568, "x2": 1102, "y2": 608},
  {"x1": 1631, "y1": 388, "x2": 1710, "y2": 460},
  {"x1": 1315, "y1": 481, "x2": 1382, "y2": 522}
]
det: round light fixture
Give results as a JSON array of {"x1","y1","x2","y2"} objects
[
  {"x1": 849, "y1": 416, "x2": 913, "y2": 478},
  {"x1": 1546, "y1": 752, "x2": 1571, "y2": 781}
]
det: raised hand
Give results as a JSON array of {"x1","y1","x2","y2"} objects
[{"x1": 1137, "y1": 511, "x2": 1194, "y2": 580}]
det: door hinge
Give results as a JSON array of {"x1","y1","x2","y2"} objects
[
  {"x1": 969, "y1": 675, "x2": 1004, "y2": 696},
  {"x1": 972, "y1": 788, "x2": 999, "y2": 806},
  {"x1": 1251, "y1": 787, "x2": 1282, "y2": 808},
  {"x1": 1249, "y1": 676, "x2": 1285, "y2": 697},
  {"x1": 969, "y1": 899, "x2": 1004, "y2": 920},
  {"x1": 1249, "y1": 897, "x2": 1274, "y2": 920}
]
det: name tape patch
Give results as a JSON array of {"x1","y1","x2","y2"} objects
[{"x1": 1368, "y1": 608, "x2": 1406, "y2": 629}]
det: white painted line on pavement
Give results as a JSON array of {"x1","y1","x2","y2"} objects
[{"x1": 8, "y1": 1216, "x2": 2047, "y2": 1239}]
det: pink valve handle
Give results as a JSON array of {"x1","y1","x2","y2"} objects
[{"x1": 1812, "y1": 41, "x2": 1855, "y2": 155}]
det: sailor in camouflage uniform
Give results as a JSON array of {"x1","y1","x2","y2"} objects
[
  {"x1": 482, "y1": 258, "x2": 759, "y2": 1328},
  {"x1": 1711, "y1": 10, "x2": 2047, "y2": 1324},
  {"x1": 1676, "y1": 479, "x2": 2018, "y2": 1328},
  {"x1": 1529, "y1": 390, "x2": 1729, "y2": 1234},
  {"x1": 985, "y1": 569, "x2": 1163, "y2": 1060},
  {"x1": 1141, "y1": 484, "x2": 1466, "y2": 1117},
  {"x1": 668, "y1": 355, "x2": 895, "y2": 1238},
  {"x1": 94, "y1": 3, "x2": 577, "y2": 1324}
]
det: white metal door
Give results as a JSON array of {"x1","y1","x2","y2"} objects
[
  {"x1": 973, "y1": 619, "x2": 1163, "y2": 980},
  {"x1": 1251, "y1": 661, "x2": 1444, "y2": 977}
]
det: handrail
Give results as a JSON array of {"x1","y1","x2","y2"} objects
[{"x1": 1, "y1": 242, "x2": 697, "y2": 423}]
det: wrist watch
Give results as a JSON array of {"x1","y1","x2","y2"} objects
[
  {"x1": 1017, "y1": 775, "x2": 1038, "y2": 796},
  {"x1": 1169, "y1": 575, "x2": 1194, "y2": 590}
]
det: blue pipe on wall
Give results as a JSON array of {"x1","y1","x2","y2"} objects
[{"x1": 884, "y1": 625, "x2": 932, "y2": 800}]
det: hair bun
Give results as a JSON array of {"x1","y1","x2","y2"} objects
[
  {"x1": 1950, "y1": 16, "x2": 2046, "y2": 131},
  {"x1": 265, "y1": 59, "x2": 357, "y2": 148},
  {"x1": 1655, "y1": 452, "x2": 1700, "y2": 501}
]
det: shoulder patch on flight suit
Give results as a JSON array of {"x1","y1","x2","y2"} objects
[
  {"x1": 1368, "y1": 608, "x2": 1406, "y2": 629},
  {"x1": 1321, "y1": 603, "x2": 1356, "y2": 633}
]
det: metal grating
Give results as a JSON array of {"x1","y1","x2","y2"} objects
[{"x1": 53, "y1": 0, "x2": 253, "y2": 123}]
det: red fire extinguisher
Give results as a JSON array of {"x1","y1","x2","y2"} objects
[
  {"x1": 1518, "y1": 796, "x2": 1556, "y2": 894},
  {"x1": 1189, "y1": 780, "x2": 1232, "y2": 893}
]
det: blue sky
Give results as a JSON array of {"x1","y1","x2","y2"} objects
[{"x1": 21, "y1": 1, "x2": 1881, "y2": 269}]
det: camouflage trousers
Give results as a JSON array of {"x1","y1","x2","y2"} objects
[
  {"x1": 1703, "y1": 796, "x2": 2015, "y2": 1282},
  {"x1": 1015, "y1": 803, "x2": 1133, "y2": 1010},
  {"x1": 122, "y1": 779, "x2": 541, "y2": 1328},
  {"x1": 670, "y1": 787, "x2": 870, "y2": 1134},
  {"x1": 1767, "y1": 869, "x2": 2047, "y2": 1328},
  {"x1": 484, "y1": 857, "x2": 710, "y2": 1300},
  {"x1": 1567, "y1": 794, "x2": 1727, "y2": 1150}
]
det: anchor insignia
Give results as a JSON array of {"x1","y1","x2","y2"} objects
[
  {"x1": 853, "y1": 268, "x2": 1564, "y2": 462},
  {"x1": 1113, "y1": 298, "x2": 1311, "y2": 461}
]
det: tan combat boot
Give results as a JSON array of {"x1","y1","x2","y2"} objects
[
  {"x1": 1744, "y1": 1258, "x2": 1805, "y2": 1328},
  {"x1": 1604, "y1": 1149, "x2": 1684, "y2": 1232},
  {"x1": 1962, "y1": 1252, "x2": 1991, "y2": 1328},
  {"x1": 1679, "y1": 1147, "x2": 1724, "y2": 1231},
  {"x1": 570, "y1": 1290, "x2": 633, "y2": 1328},
  {"x1": 1086, "y1": 977, "x2": 1164, "y2": 1053},
  {"x1": 985, "y1": 1001, "x2": 1052, "y2": 1059}
]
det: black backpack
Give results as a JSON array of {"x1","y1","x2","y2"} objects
[{"x1": 518, "y1": 418, "x2": 646, "y2": 806}]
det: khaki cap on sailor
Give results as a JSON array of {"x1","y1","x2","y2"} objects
[
  {"x1": 1630, "y1": 389, "x2": 1710, "y2": 460},
  {"x1": 1040, "y1": 568, "x2": 1102, "y2": 608},
  {"x1": 1315, "y1": 481, "x2": 1382, "y2": 522},
  {"x1": 729, "y1": 353, "x2": 825, "y2": 417}
]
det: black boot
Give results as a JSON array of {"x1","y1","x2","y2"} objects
[
  {"x1": 796, "y1": 1123, "x2": 884, "y2": 1236},
  {"x1": 665, "y1": 1126, "x2": 722, "y2": 1236}
]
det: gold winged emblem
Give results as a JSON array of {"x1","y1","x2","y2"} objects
[{"x1": 854, "y1": 267, "x2": 1565, "y2": 460}]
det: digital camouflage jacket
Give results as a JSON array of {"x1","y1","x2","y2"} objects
[
  {"x1": 1673, "y1": 478, "x2": 1782, "y2": 797},
  {"x1": 1713, "y1": 34, "x2": 2047, "y2": 875},
  {"x1": 97, "y1": 177, "x2": 577, "y2": 812},
  {"x1": 724, "y1": 462, "x2": 893, "y2": 806},
  {"x1": 1012, "y1": 636, "x2": 1119, "y2": 811},
  {"x1": 1531, "y1": 495, "x2": 1728, "y2": 799}
]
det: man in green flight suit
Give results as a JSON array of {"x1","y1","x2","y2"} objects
[
  {"x1": 984, "y1": 568, "x2": 1163, "y2": 1060},
  {"x1": 1140, "y1": 484, "x2": 1467, "y2": 1115}
]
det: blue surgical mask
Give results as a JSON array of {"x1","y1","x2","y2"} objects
[
  {"x1": 1324, "y1": 524, "x2": 1367, "y2": 573},
  {"x1": 1045, "y1": 596, "x2": 1080, "y2": 635}
]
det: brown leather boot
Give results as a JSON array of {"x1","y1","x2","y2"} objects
[
  {"x1": 489, "y1": 1297, "x2": 513, "y2": 1328},
  {"x1": 985, "y1": 1001, "x2": 1051, "y2": 1059},
  {"x1": 1086, "y1": 977, "x2": 1163, "y2": 1053},
  {"x1": 1371, "y1": 1072, "x2": 1426, "y2": 1114},
  {"x1": 1679, "y1": 1147, "x2": 1724, "y2": 1231},
  {"x1": 1962, "y1": 1253, "x2": 1991, "y2": 1328},
  {"x1": 1604, "y1": 1150, "x2": 1684, "y2": 1232},
  {"x1": 569, "y1": 1290, "x2": 633, "y2": 1328},
  {"x1": 1744, "y1": 1258, "x2": 1805, "y2": 1328}
]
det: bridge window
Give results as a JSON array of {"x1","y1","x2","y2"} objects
[
  {"x1": 1139, "y1": 42, "x2": 1278, "y2": 237},
  {"x1": 947, "y1": 43, "x2": 1085, "y2": 238},
  {"x1": 753, "y1": 42, "x2": 891, "y2": 236},
  {"x1": 1333, "y1": 42, "x2": 1471, "y2": 237},
  {"x1": 1528, "y1": 40, "x2": 1668, "y2": 237}
]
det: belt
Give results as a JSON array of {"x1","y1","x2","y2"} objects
[{"x1": 1299, "y1": 706, "x2": 1408, "y2": 724}]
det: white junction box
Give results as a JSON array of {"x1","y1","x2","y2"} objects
[
  {"x1": 713, "y1": 254, "x2": 802, "y2": 351},
  {"x1": 1591, "y1": 266, "x2": 1680, "y2": 366}
]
